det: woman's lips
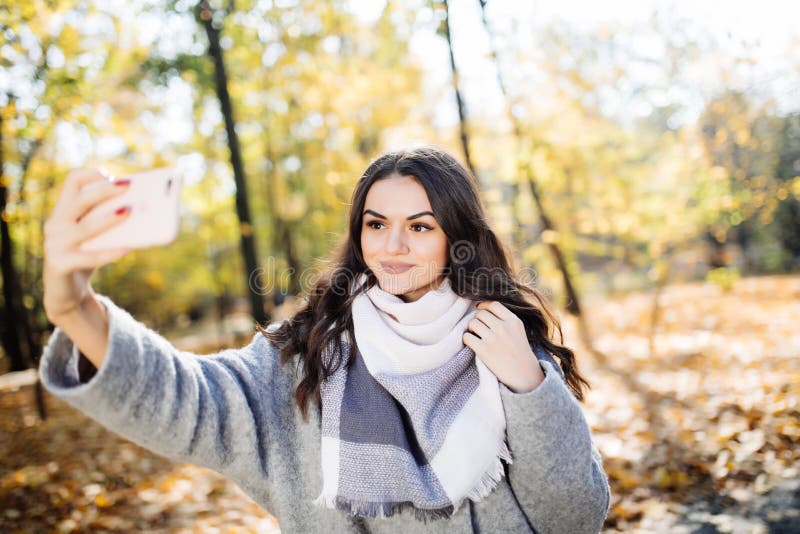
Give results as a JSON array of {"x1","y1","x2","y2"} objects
[{"x1": 380, "y1": 262, "x2": 414, "y2": 274}]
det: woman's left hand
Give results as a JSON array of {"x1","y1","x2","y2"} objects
[{"x1": 463, "y1": 301, "x2": 545, "y2": 393}]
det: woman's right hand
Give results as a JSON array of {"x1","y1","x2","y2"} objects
[{"x1": 43, "y1": 168, "x2": 132, "y2": 326}]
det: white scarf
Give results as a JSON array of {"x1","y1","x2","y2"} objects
[{"x1": 313, "y1": 273, "x2": 512, "y2": 521}]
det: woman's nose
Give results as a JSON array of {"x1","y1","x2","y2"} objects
[{"x1": 385, "y1": 228, "x2": 409, "y2": 254}]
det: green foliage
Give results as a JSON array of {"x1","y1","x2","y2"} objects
[
  {"x1": 1, "y1": 0, "x2": 798, "y2": 332},
  {"x1": 1, "y1": 0, "x2": 427, "y2": 330},
  {"x1": 706, "y1": 266, "x2": 741, "y2": 292}
]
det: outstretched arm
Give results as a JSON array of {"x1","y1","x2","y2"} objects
[{"x1": 39, "y1": 294, "x2": 284, "y2": 483}]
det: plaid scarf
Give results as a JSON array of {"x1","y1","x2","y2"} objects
[{"x1": 313, "y1": 274, "x2": 512, "y2": 522}]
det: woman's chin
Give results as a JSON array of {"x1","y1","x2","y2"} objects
[
  {"x1": 374, "y1": 273, "x2": 442, "y2": 301},
  {"x1": 376, "y1": 277, "x2": 414, "y2": 295}
]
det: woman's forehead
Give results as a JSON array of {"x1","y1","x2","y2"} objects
[{"x1": 364, "y1": 174, "x2": 431, "y2": 211}]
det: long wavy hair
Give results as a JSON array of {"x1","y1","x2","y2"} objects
[{"x1": 258, "y1": 146, "x2": 590, "y2": 422}]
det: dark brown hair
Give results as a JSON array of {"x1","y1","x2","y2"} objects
[{"x1": 258, "y1": 146, "x2": 590, "y2": 421}]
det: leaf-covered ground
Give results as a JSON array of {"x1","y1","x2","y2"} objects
[
  {"x1": 1, "y1": 274, "x2": 798, "y2": 533},
  {"x1": 0, "y1": 387, "x2": 280, "y2": 533},
  {"x1": 576, "y1": 274, "x2": 800, "y2": 533}
]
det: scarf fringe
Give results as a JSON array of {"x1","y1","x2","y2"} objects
[
  {"x1": 313, "y1": 493, "x2": 455, "y2": 523},
  {"x1": 313, "y1": 441, "x2": 513, "y2": 522},
  {"x1": 465, "y1": 438, "x2": 513, "y2": 502}
]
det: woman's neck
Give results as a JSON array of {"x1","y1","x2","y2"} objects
[{"x1": 399, "y1": 276, "x2": 445, "y2": 303}]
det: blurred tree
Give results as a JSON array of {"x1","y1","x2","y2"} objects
[
  {"x1": 114, "y1": 0, "x2": 426, "y2": 309},
  {"x1": 698, "y1": 90, "x2": 788, "y2": 273},
  {"x1": 194, "y1": 0, "x2": 266, "y2": 325},
  {"x1": 91, "y1": 0, "x2": 424, "y2": 319},
  {"x1": 436, "y1": 0, "x2": 478, "y2": 184},
  {"x1": 0, "y1": 0, "x2": 100, "y2": 375},
  {"x1": 3, "y1": 0, "x2": 797, "y2": 375},
  {"x1": 0, "y1": 111, "x2": 37, "y2": 372},
  {"x1": 0, "y1": 0, "x2": 130, "y2": 417},
  {"x1": 772, "y1": 113, "x2": 800, "y2": 270},
  {"x1": 476, "y1": 0, "x2": 584, "y2": 322},
  {"x1": 219, "y1": 0, "x2": 424, "y2": 295}
]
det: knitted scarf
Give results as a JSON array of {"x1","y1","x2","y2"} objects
[{"x1": 312, "y1": 273, "x2": 512, "y2": 522}]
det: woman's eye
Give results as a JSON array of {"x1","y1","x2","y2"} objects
[{"x1": 365, "y1": 221, "x2": 432, "y2": 232}]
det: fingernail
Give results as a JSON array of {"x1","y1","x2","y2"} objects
[
  {"x1": 115, "y1": 206, "x2": 130, "y2": 216},
  {"x1": 113, "y1": 179, "x2": 131, "y2": 187}
]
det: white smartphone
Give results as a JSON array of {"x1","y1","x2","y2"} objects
[{"x1": 79, "y1": 167, "x2": 183, "y2": 252}]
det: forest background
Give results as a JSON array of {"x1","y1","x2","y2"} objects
[{"x1": 1, "y1": 0, "x2": 799, "y2": 532}]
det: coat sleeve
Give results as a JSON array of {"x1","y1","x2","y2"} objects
[
  {"x1": 498, "y1": 345, "x2": 611, "y2": 534},
  {"x1": 38, "y1": 294, "x2": 286, "y2": 482}
]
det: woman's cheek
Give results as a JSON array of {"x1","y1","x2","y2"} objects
[
  {"x1": 421, "y1": 236, "x2": 448, "y2": 270},
  {"x1": 360, "y1": 234, "x2": 376, "y2": 258}
]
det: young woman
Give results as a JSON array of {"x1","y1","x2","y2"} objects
[{"x1": 40, "y1": 146, "x2": 610, "y2": 533}]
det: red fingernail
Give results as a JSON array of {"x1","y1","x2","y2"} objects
[
  {"x1": 114, "y1": 179, "x2": 130, "y2": 187},
  {"x1": 115, "y1": 206, "x2": 130, "y2": 215}
]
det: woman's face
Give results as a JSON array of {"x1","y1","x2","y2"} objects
[{"x1": 361, "y1": 174, "x2": 448, "y2": 302}]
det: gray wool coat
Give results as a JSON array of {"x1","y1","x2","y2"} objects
[{"x1": 39, "y1": 295, "x2": 611, "y2": 533}]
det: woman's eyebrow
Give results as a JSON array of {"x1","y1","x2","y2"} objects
[{"x1": 363, "y1": 209, "x2": 435, "y2": 220}]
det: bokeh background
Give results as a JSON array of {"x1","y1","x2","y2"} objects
[{"x1": 1, "y1": 0, "x2": 799, "y2": 532}]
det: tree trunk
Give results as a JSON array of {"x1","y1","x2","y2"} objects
[
  {"x1": 441, "y1": 0, "x2": 478, "y2": 184},
  {"x1": 525, "y1": 176, "x2": 581, "y2": 315},
  {"x1": 0, "y1": 111, "x2": 39, "y2": 372},
  {"x1": 196, "y1": 1, "x2": 267, "y2": 326},
  {"x1": 476, "y1": 0, "x2": 583, "y2": 317},
  {"x1": 443, "y1": 0, "x2": 528, "y2": 255},
  {"x1": 278, "y1": 218, "x2": 302, "y2": 296},
  {"x1": 263, "y1": 131, "x2": 302, "y2": 298}
]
